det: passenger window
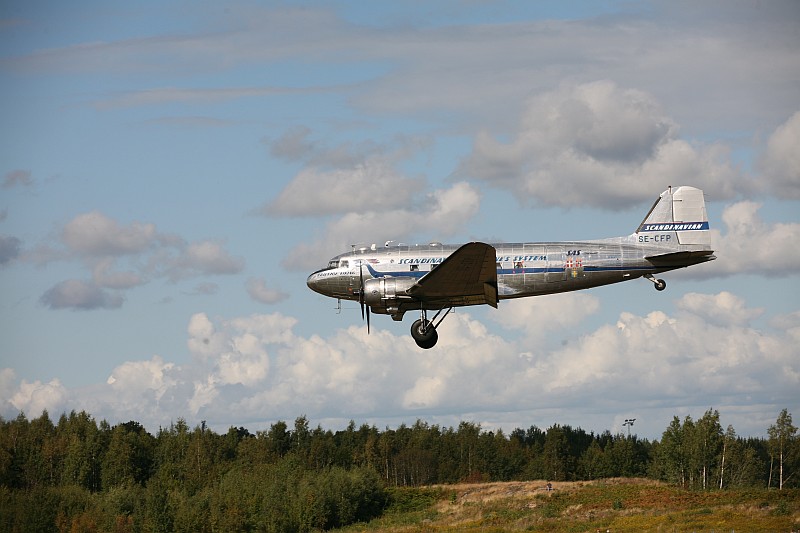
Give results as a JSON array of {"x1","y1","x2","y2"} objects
[{"x1": 410, "y1": 264, "x2": 419, "y2": 272}]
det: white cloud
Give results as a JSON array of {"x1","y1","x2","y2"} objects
[
  {"x1": 770, "y1": 311, "x2": 800, "y2": 342},
  {"x1": 702, "y1": 201, "x2": 800, "y2": 277},
  {"x1": 168, "y1": 240, "x2": 245, "y2": 280},
  {"x1": 8, "y1": 4, "x2": 797, "y2": 138},
  {"x1": 490, "y1": 293, "x2": 600, "y2": 343},
  {"x1": 460, "y1": 81, "x2": 743, "y2": 208},
  {"x1": 92, "y1": 258, "x2": 143, "y2": 289},
  {"x1": 265, "y1": 155, "x2": 421, "y2": 216},
  {"x1": 30, "y1": 212, "x2": 245, "y2": 310},
  {"x1": 0, "y1": 369, "x2": 17, "y2": 410},
  {"x1": 106, "y1": 356, "x2": 177, "y2": 401},
  {"x1": 10, "y1": 378, "x2": 67, "y2": 416},
  {"x1": 262, "y1": 133, "x2": 435, "y2": 218},
  {"x1": 40, "y1": 279, "x2": 124, "y2": 310},
  {"x1": 62, "y1": 211, "x2": 156, "y2": 257},
  {"x1": 403, "y1": 376, "x2": 444, "y2": 409},
  {"x1": 2, "y1": 291, "x2": 797, "y2": 438},
  {"x1": 246, "y1": 277, "x2": 289, "y2": 304},
  {"x1": 102, "y1": 356, "x2": 185, "y2": 423},
  {"x1": 759, "y1": 110, "x2": 800, "y2": 199},
  {"x1": 282, "y1": 181, "x2": 481, "y2": 270},
  {"x1": 676, "y1": 292, "x2": 763, "y2": 326}
]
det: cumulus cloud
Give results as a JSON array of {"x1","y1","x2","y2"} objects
[
  {"x1": 701, "y1": 201, "x2": 800, "y2": 278},
  {"x1": 40, "y1": 279, "x2": 124, "y2": 310},
  {"x1": 167, "y1": 240, "x2": 245, "y2": 281},
  {"x1": 759, "y1": 110, "x2": 800, "y2": 199},
  {"x1": 62, "y1": 211, "x2": 156, "y2": 256},
  {"x1": 246, "y1": 277, "x2": 289, "y2": 304},
  {"x1": 770, "y1": 311, "x2": 800, "y2": 342},
  {"x1": 2, "y1": 291, "x2": 796, "y2": 438},
  {"x1": 282, "y1": 181, "x2": 481, "y2": 270},
  {"x1": 460, "y1": 81, "x2": 744, "y2": 209},
  {"x1": 490, "y1": 293, "x2": 600, "y2": 344},
  {"x1": 10, "y1": 378, "x2": 67, "y2": 416},
  {"x1": 676, "y1": 292, "x2": 763, "y2": 327},
  {"x1": 31, "y1": 212, "x2": 245, "y2": 310},
  {"x1": 91, "y1": 258, "x2": 143, "y2": 289},
  {"x1": 267, "y1": 125, "x2": 317, "y2": 161},
  {"x1": 106, "y1": 356, "x2": 177, "y2": 398},
  {"x1": 262, "y1": 134, "x2": 432, "y2": 217},
  {"x1": 265, "y1": 157, "x2": 421, "y2": 216}
]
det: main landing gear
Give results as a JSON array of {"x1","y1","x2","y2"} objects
[
  {"x1": 645, "y1": 274, "x2": 667, "y2": 291},
  {"x1": 410, "y1": 308, "x2": 452, "y2": 349}
]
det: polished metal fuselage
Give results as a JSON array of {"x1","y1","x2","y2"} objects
[{"x1": 307, "y1": 235, "x2": 714, "y2": 319}]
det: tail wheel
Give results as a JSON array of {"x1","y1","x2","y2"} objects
[
  {"x1": 654, "y1": 279, "x2": 666, "y2": 291},
  {"x1": 411, "y1": 319, "x2": 438, "y2": 349}
]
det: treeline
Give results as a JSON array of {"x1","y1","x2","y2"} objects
[{"x1": 0, "y1": 408, "x2": 796, "y2": 532}]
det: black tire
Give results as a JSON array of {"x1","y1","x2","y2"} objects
[
  {"x1": 415, "y1": 332, "x2": 438, "y2": 349},
  {"x1": 654, "y1": 279, "x2": 667, "y2": 291},
  {"x1": 411, "y1": 319, "x2": 438, "y2": 348}
]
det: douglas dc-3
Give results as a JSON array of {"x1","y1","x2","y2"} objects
[{"x1": 307, "y1": 186, "x2": 715, "y2": 349}]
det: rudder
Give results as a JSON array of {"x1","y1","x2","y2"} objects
[{"x1": 636, "y1": 186, "x2": 710, "y2": 246}]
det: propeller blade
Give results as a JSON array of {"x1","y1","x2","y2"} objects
[
  {"x1": 359, "y1": 263, "x2": 365, "y2": 321},
  {"x1": 358, "y1": 262, "x2": 371, "y2": 334}
]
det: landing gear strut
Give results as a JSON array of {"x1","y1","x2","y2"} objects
[
  {"x1": 645, "y1": 274, "x2": 667, "y2": 291},
  {"x1": 410, "y1": 308, "x2": 452, "y2": 349}
]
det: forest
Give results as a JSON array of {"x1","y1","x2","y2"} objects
[{"x1": 0, "y1": 407, "x2": 796, "y2": 532}]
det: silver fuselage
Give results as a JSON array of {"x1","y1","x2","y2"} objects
[{"x1": 307, "y1": 234, "x2": 714, "y2": 320}]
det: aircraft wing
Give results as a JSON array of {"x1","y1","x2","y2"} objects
[{"x1": 407, "y1": 242, "x2": 498, "y2": 308}]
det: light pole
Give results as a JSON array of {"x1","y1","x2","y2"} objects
[{"x1": 623, "y1": 418, "x2": 636, "y2": 438}]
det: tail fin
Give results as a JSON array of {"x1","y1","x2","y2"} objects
[{"x1": 636, "y1": 186, "x2": 710, "y2": 246}]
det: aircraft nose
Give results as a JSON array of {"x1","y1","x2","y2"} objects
[{"x1": 306, "y1": 271, "x2": 324, "y2": 295}]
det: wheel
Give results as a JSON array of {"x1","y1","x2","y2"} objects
[
  {"x1": 654, "y1": 279, "x2": 666, "y2": 291},
  {"x1": 411, "y1": 319, "x2": 438, "y2": 349},
  {"x1": 415, "y1": 333, "x2": 438, "y2": 349}
]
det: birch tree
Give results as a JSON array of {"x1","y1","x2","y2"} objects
[{"x1": 767, "y1": 408, "x2": 797, "y2": 490}]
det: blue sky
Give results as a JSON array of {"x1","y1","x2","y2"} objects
[{"x1": 1, "y1": 1, "x2": 798, "y2": 440}]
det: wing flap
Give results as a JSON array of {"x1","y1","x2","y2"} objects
[{"x1": 407, "y1": 242, "x2": 498, "y2": 308}]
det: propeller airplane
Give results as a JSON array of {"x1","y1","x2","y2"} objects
[{"x1": 307, "y1": 186, "x2": 715, "y2": 349}]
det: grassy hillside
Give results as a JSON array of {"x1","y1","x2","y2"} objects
[{"x1": 340, "y1": 478, "x2": 799, "y2": 532}]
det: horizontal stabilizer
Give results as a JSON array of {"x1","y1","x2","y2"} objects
[{"x1": 646, "y1": 250, "x2": 716, "y2": 267}]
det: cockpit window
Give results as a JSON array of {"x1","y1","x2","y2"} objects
[
  {"x1": 340, "y1": 260, "x2": 349, "y2": 268},
  {"x1": 327, "y1": 260, "x2": 338, "y2": 269}
]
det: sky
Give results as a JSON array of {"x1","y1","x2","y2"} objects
[{"x1": 1, "y1": 0, "x2": 798, "y2": 441}]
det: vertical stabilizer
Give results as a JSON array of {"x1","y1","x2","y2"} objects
[{"x1": 636, "y1": 186, "x2": 710, "y2": 246}]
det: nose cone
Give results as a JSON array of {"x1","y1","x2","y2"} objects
[{"x1": 306, "y1": 271, "x2": 325, "y2": 295}]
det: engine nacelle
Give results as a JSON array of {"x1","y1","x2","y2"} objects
[{"x1": 363, "y1": 276, "x2": 417, "y2": 311}]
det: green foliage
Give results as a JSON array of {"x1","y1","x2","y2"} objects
[
  {"x1": 0, "y1": 409, "x2": 794, "y2": 531},
  {"x1": 385, "y1": 486, "x2": 445, "y2": 513}
]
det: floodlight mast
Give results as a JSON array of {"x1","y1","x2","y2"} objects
[{"x1": 623, "y1": 418, "x2": 636, "y2": 438}]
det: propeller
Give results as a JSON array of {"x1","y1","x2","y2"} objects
[{"x1": 359, "y1": 263, "x2": 370, "y2": 333}]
